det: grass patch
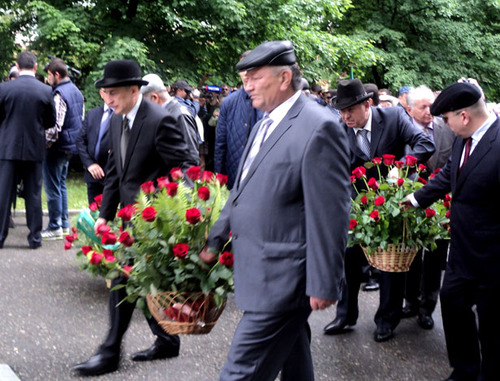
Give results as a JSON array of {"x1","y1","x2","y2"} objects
[{"x1": 14, "y1": 170, "x2": 89, "y2": 211}]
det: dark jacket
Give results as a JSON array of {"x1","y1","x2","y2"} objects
[{"x1": 213, "y1": 88, "x2": 263, "y2": 189}]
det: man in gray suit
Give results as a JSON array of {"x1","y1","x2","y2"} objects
[
  {"x1": 403, "y1": 85, "x2": 455, "y2": 329},
  {"x1": 199, "y1": 41, "x2": 351, "y2": 380}
]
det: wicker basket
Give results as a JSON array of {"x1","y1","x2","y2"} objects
[
  {"x1": 147, "y1": 292, "x2": 226, "y2": 335},
  {"x1": 361, "y1": 244, "x2": 418, "y2": 272}
]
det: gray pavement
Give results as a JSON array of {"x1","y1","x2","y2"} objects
[{"x1": 1, "y1": 214, "x2": 452, "y2": 380}]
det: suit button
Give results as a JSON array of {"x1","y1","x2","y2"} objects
[{"x1": 233, "y1": 234, "x2": 238, "y2": 240}]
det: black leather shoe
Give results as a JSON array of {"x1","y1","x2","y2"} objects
[
  {"x1": 401, "y1": 305, "x2": 418, "y2": 318},
  {"x1": 29, "y1": 242, "x2": 42, "y2": 250},
  {"x1": 362, "y1": 280, "x2": 380, "y2": 291},
  {"x1": 374, "y1": 327, "x2": 394, "y2": 342},
  {"x1": 417, "y1": 313, "x2": 434, "y2": 329},
  {"x1": 72, "y1": 353, "x2": 119, "y2": 376},
  {"x1": 131, "y1": 343, "x2": 179, "y2": 361},
  {"x1": 323, "y1": 317, "x2": 356, "y2": 335}
]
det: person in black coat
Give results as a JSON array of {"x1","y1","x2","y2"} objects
[
  {"x1": 76, "y1": 89, "x2": 113, "y2": 204},
  {"x1": 72, "y1": 60, "x2": 196, "y2": 377},
  {"x1": 323, "y1": 79, "x2": 435, "y2": 342},
  {"x1": 406, "y1": 82, "x2": 500, "y2": 381},
  {"x1": 0, "y1": 51, "x2": 56, "y2": 249}
]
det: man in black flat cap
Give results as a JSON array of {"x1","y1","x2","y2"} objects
[
  {"x1": 323, "y1": 78, "x2": 435, "y2": 342},
  {"x1": 72, "y1": 60, "x2": 196, "y2": 377},
  {"x1": 199, "y1": 40, "x2": 351, "y2": 380},
  {"x1": 405, "y1": 82, "x2": 500, "y2": 381}
]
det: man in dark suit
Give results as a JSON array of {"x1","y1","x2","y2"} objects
[
  {"x1": 402, "y1": 85, "x2": 456, "y2": 330},
  {"x1": 72, "y1": 60, "x2": 197, "y2": 377},
  {"x1": 0, "y1": 51, "x2": 56, "y2": 249},
  {"x1": 323, "y1": 79, "x2": 435, "y2": 342},
  {"x1": 76, "y1": 88, "x2": 113, "y2": 204},
  {"x1": 406, "y1": 82, "x2": 500, "y2": 381},
  {"x1": 200, "y1": 41, "x2": 351, "y2": 380}
]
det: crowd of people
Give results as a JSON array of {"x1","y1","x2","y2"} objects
[{"x1": 1, "y1": 43, "x2": 499, "y2": 380}]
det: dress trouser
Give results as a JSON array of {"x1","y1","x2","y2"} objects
[
  {"x1": 98, "y1": 275, "x2": 180, "y2": 359},
  {"x1": 440, "y1": 266, "x2": 500, "y2": 380},
  {"x1": 220, "y1": 306, "x2": 313, "y2": 381},
  {"x1": 86, "y1": 181, "x2": 105, "y2": 206},
  {"x1": 0, "y1": 160, "x2": 43, "y2": 247}
]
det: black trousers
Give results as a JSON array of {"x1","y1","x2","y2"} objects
[
  {"x1": 86, "y1": 181, "x2": 105, "y2": 206},
  {"x1": 0, "y1": 160, "x2": 42, "y2": 248},
  {"x1": 98, "y1": 275, "x2": 180, "y2": 358}
]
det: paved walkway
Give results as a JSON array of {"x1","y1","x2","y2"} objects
[{"x1": 0, "y1": 214, "x2": 451, "y2": 380}]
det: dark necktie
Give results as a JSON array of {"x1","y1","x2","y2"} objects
[
  {"x1": 120, "y1": 117, "x2": 130, "y2": 168},
  {"x1": 357, "y1": 129, "x2": 371, "y2": 158},
  {"x1": 460, "y1": 137, "x2": 472, "y2": 173},
  {"x1": 94, "y1": 108, "x2": 113, "y2": 161}
]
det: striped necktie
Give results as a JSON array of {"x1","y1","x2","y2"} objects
[{"x1": 241, "y1": 115, "x2": 273, "y2": 181}]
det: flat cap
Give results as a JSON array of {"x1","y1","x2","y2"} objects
[
  {"x1": 430, "y1": 82, "x2": 482, "y2": 116},
  {"x1": 235, "y1": 41, "x2": 296, "y2": 72},
  {"x1": 141, "y1": 73, "x2": 166, "y2": 94},
  {"x1": 173, "y1": 80, "x2": 193, "y2": 92}
]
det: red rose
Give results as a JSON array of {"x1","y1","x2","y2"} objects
[
  {"x1": 186, "y1": 166, "x2": 202, "y2": 180},
  {"x1": 361, "y1": 195, "x2": 368, "y2": 204},
  {"x1": 71, "y1": 226, "x2": 77, "y2": 234},
  {"x1": 349, "y1": 219, "x2": 358, "y2": 229},
  {"x1": 425, "y1": 208, "x2": 436, "y2": 218},
  {"x1": 198, "y1": 186, "x2": 210, "y2": 201},
  {"x1": 170, "y1": 167, "x2": 184, "y2": 180},
  {"x1": 166, "y1": 182, "x2": 178, "y2": 197},
  {"x1": 157, "y1": 176, "x2": 170, "y2": 190},
  {"x1": 430, "y1": 173, "x2": 435, "y2": 179},
  {"x1": 173, "y1": 243, "x2": 189, "y2": 258},
  {"x1": 89, "y1": 251, "x2": 104, "y2": 265},
  {"x1": 141, "y1": 206, "x2": 157, "y2": 222},
  {"x1": 369, "y1": 210, "x2": 380, "y2": 222},
  {"x1": 417, "y1": 177, "x2": 427, "y2": 185},
  {"x1": 444, "y1": 194, "x2": 452, "y2": 202},
  {"x1": 418, "y1": 164, "x2": 427, "y2": 172},
  {"x1": 122, "y1": 265, "x2": 132, "y2": 278},
  {"x1": 81, "y1": 245, "x2": 92, "y2": 255},
  {"x1": 64, "y1": 241, "x2": 72, "y2": 250},
  {"x1": 94, "y1": 194, "x2": 103, "y2": 207},
  {"x1": 118, "y1": 231, "x2": 134, "y2": 247},
  {"x1": 446, "y1": 210, "x2": 451, "y2": 218},
  {"x1": 374, "y1": 196, "x2": 385, "y2": 206},
  {"x1": 350, "y1": 175, "x2": 356, "y2": 183},
  {"x1": 219, "y1": 251, "x2": 234, "y2": 267},
  {"x1": 434, "y1": 168, "x2": 442, "y2": 174},
  {"x1": 352, "y1": 166, "x2": 366, "y2": 179},
  {"x1": 443, "y1": 201, "x2": 451, "y2": 209},
  {"x1": 215, "y1": 173, "x2": 228, "y2": 185},
  {"x1": 140, "y1": 181, "x2": 155, "y2": 194},
  {"x1": 405, "y1": 155, "x2": 418, "y2": 166},
  {"x1": 89, "y1": 202, "x2": 98, "y2": 211},
  {"x1": 394, "y1": 160, "x2": 405, "y2": 168},
  {"x1": 101, "y1": 232, "x2": 117, "y2": 245},
  {"x1": 97, "y1": 224, "x2": 111, "y2": 235},
  {"x1": 117, "y1": 204, "x2": 136, "y2": 222},
  {"x1": 65, "y1": 234, "x2": 76, "y2": 243},
  {"x1": 367, "y1": 177, "x2": 379, "y2": 190},
  {"x1": 382, "y1": 154, "x2": 395, "y2": 166},
  {"x1": 397, "y1": 178, "x2": 405, "y2": 186},
  {"x1": 185, "y1": 208, "x2": 201, "y2": 224},
  {"x1": 103, "y1": 249, "x2": 116, "y2": 262},
  {"x1": 201, "y1": 171, "x2": 213, "y2": 183},
  {"x1": 372, "y1": 157, "x2": 382, "y2": 165}
]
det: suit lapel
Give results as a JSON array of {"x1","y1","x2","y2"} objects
[
  {"x1": 121, "y1": 99, "x2": 147, "y2": 174},
  {"x1": 370, "y1": 109, "x2": 383, "y2": 159}
]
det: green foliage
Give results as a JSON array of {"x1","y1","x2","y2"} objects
[{"x1": 348, "y1": 156, "x2": 450, "y2": 255}]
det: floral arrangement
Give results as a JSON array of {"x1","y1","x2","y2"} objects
[
  {"x1": 348, "y1": 154, "x2": 450, "y2": 255},
  {"x1": 66, "y1": 166, "x2": 234, "y2": 313}
]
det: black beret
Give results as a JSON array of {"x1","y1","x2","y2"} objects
[
  {"x1": 235, "y1": 41, "x2": 296, "y2": 72},
  {"x1": 430, "y1": 82, "x2": 482, "y2": 116}
]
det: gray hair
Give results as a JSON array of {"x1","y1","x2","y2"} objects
[
  {"x1": 271, "y1": 64, "x2": 303, "y2": 91},
  {"x1": 407, "y1": 85, "x2": 435, "y2": 107}
]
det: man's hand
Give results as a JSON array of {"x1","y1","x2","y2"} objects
[
  {"x1": 88, "y1": 163, "x2": 105, "y2": 180},
  {"x1": 310, "y1": 297, "x2": 336, "y2": 311},
  {"x1": 199, "y1": 246, "x2": 217, "y2": 264},
  {"x1": 94, "y1": 217, "x2": 107, "y2": 235},
  {"x1": 401, "y1": 195, "x2": 416, "y2": 211}
]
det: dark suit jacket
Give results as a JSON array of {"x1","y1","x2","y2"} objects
[
  {"x1": 0, "y1": 75, "x2": 56, "y2": 161},
  {"x1": 76, "y1": 105, "x2": 106, "y2": 184},
  {"x1": 207, "y1": 94, "x2": 352, "y2": 312},
  {"x1": 414, "y1": 117, "x2": 500, "y2": 282},
  {"x1": 99, "y1": 98, "x2": 197, "y2": 221},
  {"x1": 426, "y1": 117, "x2": 455, "y2": 172}
]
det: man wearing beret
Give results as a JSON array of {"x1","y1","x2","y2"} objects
[
  {"x1": 72, "y1": 60, "x2": 197, "y2": 376},
  {"x1": 323, "y1": 79, "x2": 435, "y2": 342},
  {"x1": 405, "y1": 82, "x2": 500, "y2": 380},
  {"x1": 200, "y1": 41, "x2": 351, "y2": 380}
]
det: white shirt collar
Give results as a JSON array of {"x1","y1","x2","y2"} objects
[
  {"x1": 124, "y1": 94, "x2": 143, "y2": 128},
  {"x1": 261, "y1": 90, "x2": 302, "y2": 142},
  {"x1": 18, "y1": 70, "x2": 35, "y2": 77},
  {"x1": 470, "y1": 113, "x2": 497, "y2": 150}
]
